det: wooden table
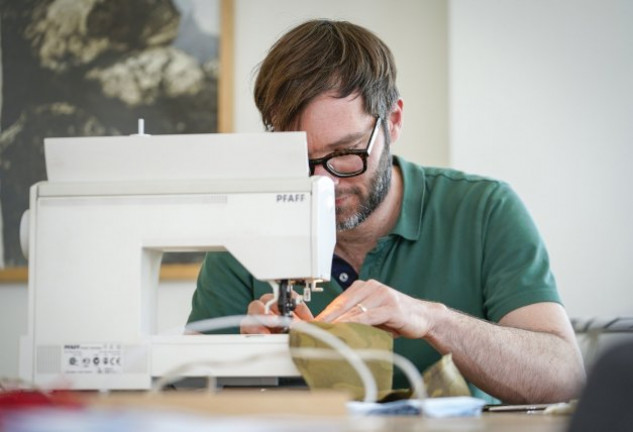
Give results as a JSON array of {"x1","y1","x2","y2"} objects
[
  {"x1": 358, "y1": 413, "x2": 568, "y2": 431},
  {"x1": 86, "y1": 390, "x2": 570, "y2": 432}
]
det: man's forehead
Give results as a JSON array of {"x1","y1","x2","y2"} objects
[
  {"x1": 296, "y1": 92, "x2": 366, "y2": 125},
  {"x1": 303, "y1": 121, "x2": 373, "y2": 157}
]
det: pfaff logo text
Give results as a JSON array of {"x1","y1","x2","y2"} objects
[{"x1": 276, "y1": 194, "x2": 305, "y2": 203}]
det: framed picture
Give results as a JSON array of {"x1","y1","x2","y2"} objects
[{"x1": 0, "y1": 0, "x2": 234, "y2": 281}]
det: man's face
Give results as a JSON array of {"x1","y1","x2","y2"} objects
[{"x1": 296, "y1": 92, "x2": 392, "y2": 231}]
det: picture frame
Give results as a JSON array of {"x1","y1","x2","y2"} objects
[{"x1": 0, "y1": 0, "x2": 234, "y2": 282}]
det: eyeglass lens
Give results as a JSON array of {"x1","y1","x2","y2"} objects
[
  {"x1": 326, "y1": 154, "x2": 365, "y2": 176},
  {"x1": 309, "y1": 117, "x2": 380, "y2": 178}
]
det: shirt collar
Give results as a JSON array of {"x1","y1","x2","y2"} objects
[{"x1": 389, "y1": 155, "x2": 425, "y2": 241}]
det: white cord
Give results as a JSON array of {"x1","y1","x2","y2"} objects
[
  {"x1": 290, "y1": 321, "x2": 378, "y2": 402},
  {"x1": 184, "y1": 314, "x2": 291, "y2": 334},
  {"x1": 177, "y1": 315, "x2": 376, "y2": 402},
  {"x1": 264, "y1": 281, "x2": 279, "y2": 314},
  {"x1": 152, "y1": 346, "x2": 427, "y2": 402},
  {"x1": 288, "y1": 347, "x2": 426, "y2": 400},
  {"x1": 151, "y1": 350, "x2": 293, "y2": 393},
  {"x1": 97, "y1": 314, "x2": 425, "y2": 403}
]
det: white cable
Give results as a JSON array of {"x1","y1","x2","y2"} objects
[
  {"x1": 93, "y1": 315, "x2": 289, "y2": 394},
  {"x1": 183, "y1": 314, "x2": 291, "y2": 334},
  {"x1": 288, "y1": 347, "x2": 426, "y2": 400},
  {"x1": 151, "y1": 350, "x2": 292, "y2": 393},
  {"x1": 153, "y1": 346, "x2": 427, "y2": 402},
  {"x1": 99, "y1": 315, "x2": 425, "y2": 404},
  {"x1": 290, "y1": 321, "x2": 378, "y2": 403},
  {"x1": 184, "y1": 316, "x2": 377, "y2": 402},
  {"x1": 264, "y1": 281, "x2": 279, "y2": 314},
  {"x1": 165, "y1": 316, "x2": 375, "y2": 402}
]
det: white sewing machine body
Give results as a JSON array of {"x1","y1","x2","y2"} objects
[{"x1": 19, "y1": 132, "x2": 336, "y2": 390}]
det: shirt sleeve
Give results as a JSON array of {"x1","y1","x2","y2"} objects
[
  {"x1": 480, "y1": 182, "x2": 561, "y2": 322},
  {"x1": 187, "y1": 251, "x2": 263, "y2": 333}
]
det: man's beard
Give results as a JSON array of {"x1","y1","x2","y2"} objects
[{"x1": 336, "y1": 145, "x2": 392, "y2": 231}]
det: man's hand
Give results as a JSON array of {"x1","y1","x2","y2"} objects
[
  {"x1": 315, "y1": 278, "x2": 585, "y2": 403},
  {"x1": 315, "y1": 279, "x2": 445, "y2": 338},
  {"x1": 240, "y1": 292, "x2": 314, "y2": 334}
]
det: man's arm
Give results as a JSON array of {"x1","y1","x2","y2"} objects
[
  {"x1": 315, "y1": 280, "x2": 585, "y2": 404},
  {"x1": 425, "y1": 301, "x2": 585, "y2": 403}
]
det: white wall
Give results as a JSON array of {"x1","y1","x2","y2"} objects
[
  {"x1": 0, "y1": 284, "x2": 27, "y2": 379},
  {"x1": 449, "y1": 0, "x2": 633, "y2": 318},
  {"x1": 233, "y1": 0, "x2": 449, "y2": 167},
  {"x1": 0, "y1": 0, "x2": 446, "y2": 382},
  {"x1": 2, "y1": 0, "x2": 630, "y2": 381}
]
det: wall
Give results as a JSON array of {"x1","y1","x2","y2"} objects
[
  {"x1": 0, "y1": 0, "x2": 447, "y2": 381},
  {"x1": 2, "y1": 0, "x2": 630, "y2": 381},
  {"x1": 0, "y1": 284, "x2": 26, "y2": 380},
  {"x1": 449, "y1": 0, "x2": 633, "y2": 318},
  {"x1": 232, "y1": 0, "x2": 449, "y2": 166}
]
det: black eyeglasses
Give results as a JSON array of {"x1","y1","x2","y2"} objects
[{"x1": 308, "y1": 117, "x2": 382, "y2": 178}]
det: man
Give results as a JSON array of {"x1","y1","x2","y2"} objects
[{"x1": 188, "y1": 19, "x2": 585, "y2": 403}]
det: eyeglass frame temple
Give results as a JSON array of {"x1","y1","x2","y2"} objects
[{"x1": 365, "y1": 116, "x2": 382, "y2": 157}]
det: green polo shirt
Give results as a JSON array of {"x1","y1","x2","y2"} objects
[{"x1": 188, "y1": 156, "x2": 561, "y2": 395}]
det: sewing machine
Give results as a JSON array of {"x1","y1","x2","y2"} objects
[{"x1": 19, "y1": 131, "x2": 336, "y2": 390}]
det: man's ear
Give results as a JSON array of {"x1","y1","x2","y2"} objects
[{"x1": 387, "y1": 98, "x2": 404, "y2": 144}]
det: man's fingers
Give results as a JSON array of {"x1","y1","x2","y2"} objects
[
  {"x1": 240, "y1": 289, "x2": 315, "y2": 334},
  {"x1": 316, "y1": 295, "x2": 366, "y2": 322},
  {"x1": 314, "y1": 280, "x2": 374, "y2": 322},
  {"x1": 293, "y1": 301, "x2": 314, "y2": 321},
  {"x1": 240, "y1": 300, "x2": 272, "y2": 334},
  {"x1": 260, "y1": 291, "x2": 315, "y2": 319},
  {"x1": 240, "y1": 323, "x2": 272, "y2": 334}
]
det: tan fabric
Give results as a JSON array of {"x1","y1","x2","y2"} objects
[
  {"x1": 422, "y1": 353, "x2": 471, "y2": 397},
  {"x1": 289, "y1": 322, "x2": 470, "y2": 401},
  {"x1": 288, "y1": 322, "x2": 393, "y2": 401}
]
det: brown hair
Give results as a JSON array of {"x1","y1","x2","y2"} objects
[{"x1": 254, "y1": 19, "x2": 399, "y2": 131}]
